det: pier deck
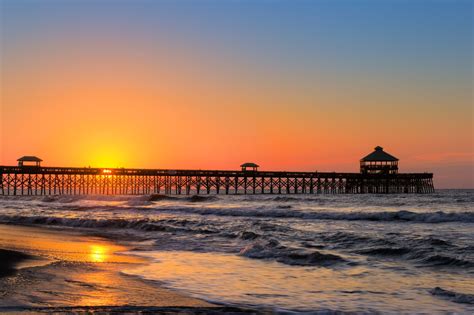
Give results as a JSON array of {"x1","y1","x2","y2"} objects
[{"x1": 0, "y1": 166, "x2": 434, "y2": 195}]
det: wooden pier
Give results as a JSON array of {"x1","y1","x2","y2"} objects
[{"x1": 0, "y1": 165, "x2": 434, "y2": 196}]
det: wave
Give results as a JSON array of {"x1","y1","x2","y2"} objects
[
  {"x1": 0, "y1": 215, "x2": 181, "y2": 233},
  {"x1": 423, "y1": 237, "x2": 451, "y2": 246},
  {"x1": 39, "y1": 194, "x2": 217, "y2": 205},
  {"x1": 430, "y1": 287, "x2": 474, "y2": 304},
  {"x1": 238, "y1": 231, "x2": 261, "y2": 240},
  {"x1": 421, "y1": 254, "x2": 474, "y2": 268},
  {"x1": 320, "y1": 231, "x2": 386, "y2": 247},
  {"x1": 145, "y1": 195, "x2": 217, "y2": 203},
  {"x1": 150, "y1": 207, "x2": 474, "y2": 223},
  {"x1": 355, "y1": 245, "x2": 474, "y2": 268},
  {"x1": 239, "y1": 240, "x2": 346, "y2": 267},
  {"x1": 356, "y1": 247, "x2": 412, "y2": 256},
  {"x1": 147, "y1": 194, "x2": 177, "y2": 202},
  {"x1": 186, "y1": 195, "x2": 218, "y2": 202},
  {"x1": 0, "y1": 214, "x2": 227, "y2": 238},
  {"x1": 41, "y1": 195, "x2": 138, "y2": 203},
  {"x1": 1, "y1": 206, "x2": 473, "y2": 227},
  {"x1": 267, "y1": 196, "x2": 301, "y2": 202}
]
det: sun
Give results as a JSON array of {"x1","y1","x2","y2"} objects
[{"x1": 85, "y1": 144, "x2": 127, "y2": 168}]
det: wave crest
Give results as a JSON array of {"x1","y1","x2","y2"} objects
[
  {"x1": 422, "y1": 255, "x2": 474, "y2": 268},
  {"x1": 150, "y1": 208, "x2": 474, "y2": 223},
  {"x1": 430, "y1": 287, "x2": 474, "y2": 304},
  {"x1": 239, "y1": 240, "x2": 346, "y2": 266}
]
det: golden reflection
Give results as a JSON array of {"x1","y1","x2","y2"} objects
[
  {"x1": 90, "y1": 244, "x2": 108, "y2": 262},
  {"x1": 77, "y1": 270, "x2": 118, "y2": 306},
  {"x1": 0, "y1": 225, "x2": 141, "y2": 263}
]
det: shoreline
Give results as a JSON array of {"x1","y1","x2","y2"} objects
[{"x1": 0, "y1": 224, "x2": 221, "y2": 311}]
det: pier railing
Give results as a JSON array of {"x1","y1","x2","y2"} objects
[{"x1": 0, "y1": 166, "x2": 434, "y2": 195}]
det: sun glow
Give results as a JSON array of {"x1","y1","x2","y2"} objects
[
  {"x1": 90, "y1": 245, "x2": 109, "y2": 263},
  {"x1": 85, "y1": 145, "x2": 127, "y2": 168}
]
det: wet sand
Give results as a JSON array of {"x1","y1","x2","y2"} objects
[
  {"x1": 0, "y1": 249, "x2": 33, "y2": 278},
  {"x1": 0, "y1": 224, "x2": 217, "y2": 311}
]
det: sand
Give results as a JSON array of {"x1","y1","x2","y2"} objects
[
  {"x1": 0, "y1": 224, "x2": 216, "y2": 310},
  {"x1": 0, "y1": 249, "x2": 33, "y2": 278}
]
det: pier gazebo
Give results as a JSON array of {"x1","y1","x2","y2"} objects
[
  {"x1": 241, "y1": 162, "x2": 259, "y2": 172},
  {"x1": 360, "y1": 146, "x2": 398, "y2": 175},
  {"x1": 17, "y1": 156, "x2": 42, "y2": 167}
]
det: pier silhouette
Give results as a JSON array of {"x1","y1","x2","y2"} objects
[{"x1": 0, "y1": 147, "x2": 434, "y2": 195}]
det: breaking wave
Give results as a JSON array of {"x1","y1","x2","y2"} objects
[
  {"x1": 354, "y1": 246, "x2": 474, "y2": 268},
  {"x1": 430, "y1": 287, "x2": 474, "y2": 304},
  {"x1": 186, "y1": 195, "x2": 218, "y2": 202},
  {"x1": 239, "y1": 240, "x2": 347, "y2": 266},
  {"x1": 151, "y1": 208, "x2": 474, "y2": 223},
  {"x1": 1, "y1": 208, "x2": 473, "y2": 228},
  {"x1": 356, "y1": 247, "x2": 412, "y2": 256},
  {"x1": 0, "y1": 215, "x2": 187, "y2": 234},
  {"x1": 143, "y1": 195, "x2": 217, "y2": 203},
  {"x1": 40, "y1": 195, "x2": 137, "y2": 203},
  {"x1": 421, "y1": 255, "x2": 474, "y2": 268}
]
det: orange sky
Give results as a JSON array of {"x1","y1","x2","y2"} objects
[{"x1": 1, "y1": 1, "x2": 472, "y2": 188}]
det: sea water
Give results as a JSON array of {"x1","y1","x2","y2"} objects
[{"x1": 0, "y1": 190, "x2": 473, "y2": 313}]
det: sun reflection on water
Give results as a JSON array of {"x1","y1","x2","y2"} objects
[{"x1": 90, "y1": 245, "x2": 108, "y2": 263}]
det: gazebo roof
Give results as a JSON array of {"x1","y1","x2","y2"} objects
[
  {"x1": 360, "y1": 146, "x2": 398, "y2": 162},
  {"x1": 17, "y1": 156, "x2": 43, "y2": 162},
  {"x1": 240, "y1": 162, "x2": 259, "y2": 168}
]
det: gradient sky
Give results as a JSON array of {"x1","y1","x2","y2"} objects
[{"x1": 0, "y1": 0, "x2": 472, "y2": 188}]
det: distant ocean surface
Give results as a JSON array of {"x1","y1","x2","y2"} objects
[{"x1": 1, "y1": 190, "x2": 473, "y2": 313}]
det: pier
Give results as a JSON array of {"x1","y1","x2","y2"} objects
[
  {"x1": 0, "y1": 166, "x2": 434, "y2": 196},
  {"x1": 0, "y1": 147, "x2": 435, "y2": 195}
]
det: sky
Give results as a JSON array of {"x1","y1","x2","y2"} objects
[{"x1": 0, "y1": 0, "x2": 472, "y2": 188}]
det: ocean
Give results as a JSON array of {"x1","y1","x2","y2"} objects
[{"x1": 0, "y1": 190, "x2": 473, "y2": 313}]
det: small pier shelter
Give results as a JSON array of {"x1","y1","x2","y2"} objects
[
  {"x1": 360, "y1": 146, "x2": 398, "y2": 175},
  {"x1": 241, "y1": 162, "x2": 259, "y2": 172},
  {"x1": 17, "y1": 156, "x2": 42, "y2": 167}
]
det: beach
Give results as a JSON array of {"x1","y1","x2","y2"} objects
[
  {"x1": 0, "y1": 224, "x2": 241, "y2": 313},
  {"x1": 0, "y1": 249, "x2": 34, "y2": 278}
]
